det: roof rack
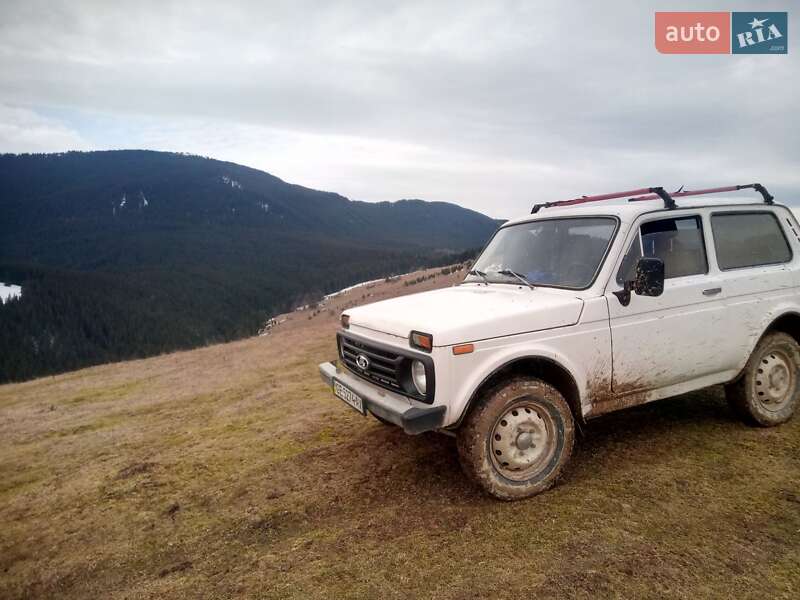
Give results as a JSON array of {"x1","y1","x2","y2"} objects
[
  {"x1": 628, "y1": 183, "x2": 773, "y2": 205},
  {"x1": 530, "y1": 182, "x2": 773, "y2": 214}
]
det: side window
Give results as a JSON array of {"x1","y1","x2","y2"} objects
[
  {"x1": 617, "y1": 216, "x2": 707, "y2": 283},
  {"x1": 711, "y1": 212, "x2": 792, "y2": 270}
]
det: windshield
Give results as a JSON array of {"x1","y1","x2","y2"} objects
[{"x1": 466, "y1": 217, "x2": 617, "y2": 289}]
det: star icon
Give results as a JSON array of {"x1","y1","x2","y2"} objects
[{"x1": 748, "y1": 17, "x2": 768, "y2": 29}]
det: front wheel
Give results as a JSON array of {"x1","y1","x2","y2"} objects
[
  {"x1": 725, "y1": 331, "x2": 800, "y2": 427},
  {"x1": 457, "y1": 377, "x2": 575, "y2": 501}
]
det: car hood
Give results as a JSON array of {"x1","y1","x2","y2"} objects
[{"x1": 345, "y1": 284, "x2": 584, "y2": 346}]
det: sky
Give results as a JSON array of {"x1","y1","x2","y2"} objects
[{"x1": 0, "y1": 0, "x2": 796, "y2": 218}]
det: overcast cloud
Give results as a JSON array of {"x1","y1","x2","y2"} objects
[{"x1": 0, "y1": 0, "x2": 796, "y2": 217}]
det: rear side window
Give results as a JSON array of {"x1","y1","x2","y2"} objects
[
  {"x1": 617, "y1": 215, "x2": 707, "y2": 282},
  {"x1": 711, "y1": 212, "x2": 792, "y2": 270}
]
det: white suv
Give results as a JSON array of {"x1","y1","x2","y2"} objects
[{"x1": 319, "y1": 184, "x2": 800, "y2": 500}]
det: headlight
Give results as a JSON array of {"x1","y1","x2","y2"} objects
[{"x1": 411, "y1": 360, "x2": 427, "y2": 395}]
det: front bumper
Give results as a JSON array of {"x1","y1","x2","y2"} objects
[{"x1": 318, "y1": 361, "x2": 445, "y2": 435}]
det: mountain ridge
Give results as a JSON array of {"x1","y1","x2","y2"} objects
[
  {"x1": 0, "y1": 150, "x2": 496, "y2": 255},
  {"x1": 0, "y1": 150, "x2": 498, "y2": 382}
]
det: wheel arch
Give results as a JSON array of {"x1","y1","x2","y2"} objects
[
  {"x1": 730, "y1": 310, "x2": 800, "y2": 383},
  {"x1": 449, "y1": 355, "x2": 583, "y2": 429},
  {"x1": 764, "y1": 311, "x2": 800, "y2": 345}
]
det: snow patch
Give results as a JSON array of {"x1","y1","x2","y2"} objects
[
  {"x1": 119, "y1": 193, "x2": 126, "y2": 209},
  {"x1": 221, "y1": 175, "x2": 243, "y2": 190},
  {"x1": 140, "y1": 191, "x2": 149, "y2": 208},
  {"x1": 0, "y1": 282, "x2": 22, "y2": 304},
  {"x1": 258, "y1": 202, "x2": 269, "y2": 212},
  {"x1": 323, "y1": 277, "x2": 385, "y2": 301},
  {"x1": 258, "y1": 317, "x2": 286, "y2": 336},
  {"x1": 321, "y1": 266, "x2": 455, "y2": 302}
]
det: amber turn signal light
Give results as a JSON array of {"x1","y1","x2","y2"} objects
[
  {"x1": 452, "y1": 343, "x2": 474, "y2": 355},
  {"x1": 409, "y1": 330, "x2": 433, "y2": 352}
]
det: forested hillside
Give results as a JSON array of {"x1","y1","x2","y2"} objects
[{"x1": 0, "y1": 151, "x2": 496, "y2": 382}]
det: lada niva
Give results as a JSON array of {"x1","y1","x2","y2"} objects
[{"x1": 319, "y1": 183, "x2": 800, "y2": 499}]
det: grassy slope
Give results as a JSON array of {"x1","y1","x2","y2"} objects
[{"x1": 1, "y1": 267, "x2": 798, "y2": 599}]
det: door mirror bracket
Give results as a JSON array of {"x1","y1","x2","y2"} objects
[
  {"x1": 614, "y1": 257, "x2": 665, "y2": 306},
  {"x1": 613, "y1": 280, "x2": 634, "y2": 306}
]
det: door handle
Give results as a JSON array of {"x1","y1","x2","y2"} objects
[{"x1": 702, "y1": 287, "x2": 722, "y2": 296}]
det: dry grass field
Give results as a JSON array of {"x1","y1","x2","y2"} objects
[{"x1": 1, "y1": 265, "x2": 799, "y2": 599}]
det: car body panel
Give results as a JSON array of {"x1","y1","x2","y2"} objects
[{"x1": 345, "y1": 285, "x2": 585, "y2": 346}]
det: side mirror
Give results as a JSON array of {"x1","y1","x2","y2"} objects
[
  {"x1": 613, "y1": 257, "x2": 665, "y2": 306},
  {"x1": 633, "y1": 257, "x2": 664, "y2": 297}
]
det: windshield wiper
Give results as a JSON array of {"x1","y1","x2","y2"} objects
[
  {"x1": 497, "y1": 269, "x2": 535, "y2": 290},
  {"x1": 467, "y1": 269, "x2": 490, "y2": 285}
]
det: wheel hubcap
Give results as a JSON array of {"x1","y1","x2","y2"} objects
[
  {"x1": 756, "y1": 351, "x2": 795, "y2": 409},
  {"x1": 490, "y1": 401, "x2": 556, "y2": 481},
  {"x1": 516, "y1": 431, "x2": 534, "y2": 450}
]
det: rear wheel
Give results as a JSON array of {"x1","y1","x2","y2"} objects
[
  {"x1": 457, "y1": 377, "x2": 574, "y2": 501},
  {"x1": 725, "y1": 331, "x2": 800, "y2": 427}
]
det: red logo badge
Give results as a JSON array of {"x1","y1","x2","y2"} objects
[{"x1": 655, "y1": 12, "x2": 731, "y2": 54}]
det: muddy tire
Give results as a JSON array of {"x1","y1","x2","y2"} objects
[
  {"x1": 725, "y1": 331, "x2": 800, "y2": 427},
  {"x1": 457, "y1": 377, "x2": 575, "y2": 501}
]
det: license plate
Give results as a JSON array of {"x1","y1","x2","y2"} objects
[{"x1": 333, "y1": 379, "x2": 365, "y2": 415}]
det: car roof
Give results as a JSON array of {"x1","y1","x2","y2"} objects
[{"x1": 502, "y1": 195, "x2": 775, "y2": 227}]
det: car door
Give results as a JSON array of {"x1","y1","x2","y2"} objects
[
  {"x1": 707, "y1": 209, "x2": 798, "y2": 369},
  {"x1": 605, "y1": 211, "x2": 730, "y2": 393}
]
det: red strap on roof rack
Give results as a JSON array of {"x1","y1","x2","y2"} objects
[
  {"x1": 531, "y1": 187, "x2": 673, "y2": 213},
  {"x1": 531, "y1": 183, "x2": 773, "y2": 214},
  {"x1": 628, "y1": 183, "x2": 773, "y2": 204}
]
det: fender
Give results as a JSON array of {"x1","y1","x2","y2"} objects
[
  {"x1": 732, "y1": 308, "x2": 800, "y2": 379},
  {"x1": 446, "y1": 348, "x2": 588, "y2": 429}
]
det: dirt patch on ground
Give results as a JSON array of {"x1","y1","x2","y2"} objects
[
  {"x1": 158, "y1": 561, "x2": 192, "y2": 578},
  {"x1": 116, "y1": 462, "x2": 157, "y2": 479}
]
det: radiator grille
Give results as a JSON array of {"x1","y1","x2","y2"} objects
[{"x1": 339, "y1": 335, "x2": 403, "y2": 392}]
